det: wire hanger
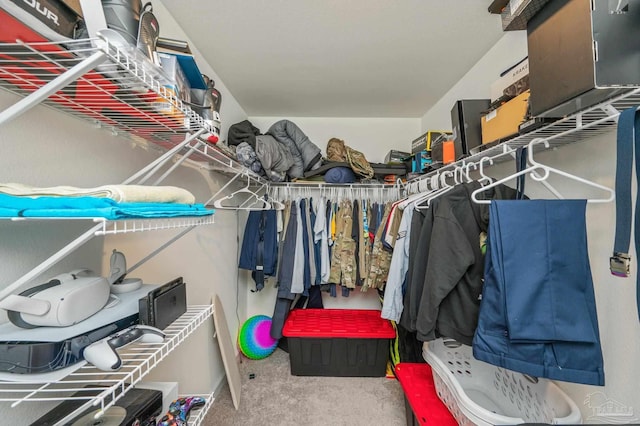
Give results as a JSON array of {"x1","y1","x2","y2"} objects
[
  {"x1": 213, "y1": 175, "x2": 272, "y2": 210},
  {"x1": 470, "y1": 138, "x2": 615, "y2": 204}
]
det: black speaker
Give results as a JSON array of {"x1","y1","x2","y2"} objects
[
  {"x1": 450, "y1": 99, "x2": 490, "y2": 160},
  {"x1": 527, "y1": 0, "x2": 640, "y2": 117}
]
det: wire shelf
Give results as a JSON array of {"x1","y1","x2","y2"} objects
[
  {"x1": 0, "y1": 34, "x2": 215, "y2": 141},
  {"x1": 0, "y1": 305, "x2": 213, "y2": 424},
  {"x1": 408, "y1": 87, "x2": 640, "y2": 189},
  {"x1": 94, "y1": 215, "x2": 215, "y2": 235},
  {"x1": 182, "y1": 390, "x2": 216, "y2": 426},
  {"x1": 0, "y1": 32, "x2": 266, "y2": 183},
  {"x1": 5, "y1": 215, "x2": 215, "y2": 234}
]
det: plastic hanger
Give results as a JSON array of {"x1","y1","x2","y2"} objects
[
  {"x1": 414, "y1": 171, "x2": 456, "y2": 210},
  {"x1": 213, "y1": 176, "x2": 272, "y2": 210},
  {"x1": 470, "y1": 138, "x2": 615, "y2": 204},
  {"x1": 478, "y1": 157, "x2": 494, "y2": 186}
]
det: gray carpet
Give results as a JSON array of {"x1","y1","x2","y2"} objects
[{"x1": 204, "y1": 348, "x2": 406, "y2": 426}]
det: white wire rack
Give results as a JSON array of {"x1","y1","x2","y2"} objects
[
  {"x1": 182, "y1": 390, "x2": 216, "y2": 426},
  {"x1": 0, "y1": 33, "x2": 266, "y2": 184},
  {"x1": 408, "y1": 87, "x2": 640, "y2": 190},
  {"x1": 0, "y1": 35, "x2": 216, "y2": 143},
  {"x1": 0, "y1": 304, "x2": 213, "y2": 425},
  {"x1": 4, "y1": 215, "x2": 215, "y2": 235},
  {"x1": 94, "y1": 215, "x2": 215, "y2": 235}
]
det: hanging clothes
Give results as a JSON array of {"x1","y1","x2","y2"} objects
[
  {"x1": 381, "y1": 205, "x2": 414, "y2": 322},
  {"x1": 238, "y1": 209, "x2": 278, "y2": 292},
  {"x1": 415, "y1": 182, "x2": 520, "y2": 345},
  {"x1": 271, "y1": 201, "x2": 299, "y2": 339},
  {"x1": 358, "y1": 199, "x2": 369, "y2": 282},
  {"x1": 328, "y1": 200, "x2": 357, "y2": 289},
  {"x1": 363, "y1": 202, "x2": 394, "y2": 291},
  {"x1": 313, "y1": 197, "x2": 330, "y2": 284},
  {"x1": 400, "y1": 199, "x2": 435, "y2": 332},
  {"x1": 472, "y1": 199, "x2": 604, "y2": 386}
]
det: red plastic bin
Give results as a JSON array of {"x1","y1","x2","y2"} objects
[
  {"x1": 282, "y1": 309, "x2": 395, "y2": 377},
  {"x1": 395, "y1": 363, "x2": 457, "y2": 426}
]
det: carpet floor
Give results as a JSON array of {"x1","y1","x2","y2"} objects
[{"x1": 203, "y1": 348, "x2": 406, "y2": 426}]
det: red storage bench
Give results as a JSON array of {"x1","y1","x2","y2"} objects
[
  {"x1": 395, "y1": 363, "x2": 457, "y2": 426},
  {"x1": 282, "y1": 309, "x2": 395, "y2": 377}
]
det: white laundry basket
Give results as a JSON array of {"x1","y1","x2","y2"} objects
[{"x1": 423, "y1": 339, "x2": 583, "y2": 426}]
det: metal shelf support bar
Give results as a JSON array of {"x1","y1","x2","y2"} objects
[
  {"x1": 150, "y1": 140, "x2": 206, "y2": 186},
  {"x1": 127, "y1": 129, "x2": 205, "y2": 185},
  {"x1": 0, "y1": 50, "x2": 107, "y2": 126}
]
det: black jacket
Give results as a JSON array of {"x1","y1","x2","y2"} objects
[{"x1": 415, "y1": 182, "x2": 519, "y2": 345}]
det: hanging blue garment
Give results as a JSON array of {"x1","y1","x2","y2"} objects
[
  {"x1": 472, "y1": 199, "x2": 604, "y2": 386},
  {"x1": 238, "y1": 210, "x2": 278, "y2": 292}
]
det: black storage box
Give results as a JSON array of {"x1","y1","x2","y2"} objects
[
  {"x1": 527, "y1": 0, "x2": 640, "y2": 118},
  {"x1": 282, "y1": 309, "x2": 395, "y2": 377},
  {"x1": 450, "y1": 99, "x2": 490, "y2": 160},
  {"x1": 139, "y1": 277, "x2": 187, "y2": 331}
]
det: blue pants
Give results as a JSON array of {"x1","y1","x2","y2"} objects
[{"x1": 473, "y1": 200, "x2": 604, "y2": 386}]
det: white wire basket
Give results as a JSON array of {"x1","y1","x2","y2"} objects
[{"x1": 423, "y1": 339, "x2": 583, "y2": 426}]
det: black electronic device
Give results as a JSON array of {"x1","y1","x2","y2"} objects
[
  {"x1": 0, "y1": 314, "x2": 138, "y2": 375},
  {"x1": 527, "y1": 0, "x2": 640, "y2": 118},
  {"x1": 0, "y1": 284, "x2": 158, "y2": 375},
  {"x1": 31, "y1": 387, "x2": 162, "y2": 426},
  {"x1": 450, "y1": 99, "x2": 490, "y2": 160},
  {"x1": 138, "y1": 277, "x2": 186, "y2": 330}
]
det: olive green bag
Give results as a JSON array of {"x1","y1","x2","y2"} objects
[{"x1": 326, "y1": 138, "x2": 374, "y2": 178}]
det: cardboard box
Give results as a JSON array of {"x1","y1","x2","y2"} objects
[
  {"x1": 501, "y1": 0, "x2": 552, "y2": 31},
  {"x1": 481, "y1": 90, "x2": 530, "y2": 144},
  {"x1": 411, "y1": 131, "x2": 451, "y2": 154}
]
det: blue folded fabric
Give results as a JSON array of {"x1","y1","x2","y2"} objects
[
  {"x1": 0, "y1": 193, "x2": 214, "y2": 220},
  {"x1": 324, "y1": 167, "x2": 355, "y2": 183}
]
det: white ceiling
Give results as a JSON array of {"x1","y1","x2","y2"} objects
[{"x1": 159, "y1": 0, "x2": 504, "y2": 118}]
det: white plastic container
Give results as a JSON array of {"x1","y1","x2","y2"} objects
[{"x1": 423, "y1": 339, "x2": 582, "y2": 426}]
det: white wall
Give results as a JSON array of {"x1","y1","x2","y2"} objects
[
  {"x1": 248, "y1": 117, "x2": 421, "y2": 163},
  {"x1": 421, "y1": 31, "x2": 528, "y2": 131},
  {"x1": 420, "y1": 30, "x2": 640, "y2": 423},
  {"x1": 0, "y1": 1, "x2": 249, "y2": 422}
]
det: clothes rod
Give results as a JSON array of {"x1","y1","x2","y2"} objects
[{"x1": 269, "y1": 182, "x2": 399, "y2": 189}]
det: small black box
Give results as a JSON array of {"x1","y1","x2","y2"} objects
[
  {"x1": 139, "y1": 277, "x2": 187, "y2": 330},
  {"x1": 527, "y1": 0, "x2": 640, "y2": 117},
  {"x1": 450, "y1": 99, "x2": 490, "y2": 160},
  {"x1": 31, "y1": 387, "x2": 163, "y2": 426}
]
